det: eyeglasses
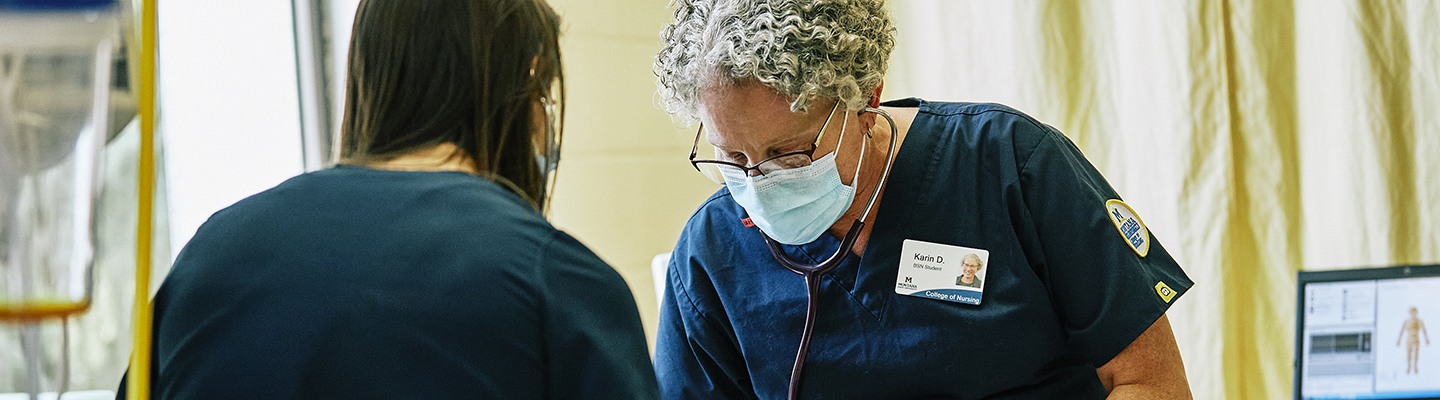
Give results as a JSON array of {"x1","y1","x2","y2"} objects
[{"x1": 688, "y1": 103, "x2": 840, "y2": 185}]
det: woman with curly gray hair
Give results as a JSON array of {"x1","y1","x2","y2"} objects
[{"x1": 653, "y1": 1, "x2": 1195, "y2": 399}]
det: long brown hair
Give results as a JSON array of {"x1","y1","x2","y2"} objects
[{"x1": 338, "y1": 0, "x2": 564, "y2": 210}]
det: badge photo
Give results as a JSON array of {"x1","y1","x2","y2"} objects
[{"x1": 895, "y1": 240, "x2": 989, "y2": 306}]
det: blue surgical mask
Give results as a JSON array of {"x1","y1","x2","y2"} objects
[
  {"x1": 721, "y1": 114, "x2": 859, "y2": 245},
  {"x1": 536, "y1": 154, "x2": 557, "y2": 176},
  {"x1": 536, "y1": 97, "x2": 560, "y2": 177}
]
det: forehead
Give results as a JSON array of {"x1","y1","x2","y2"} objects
[
  {"x1": 697, "y1": 83, "x2": 819, "y2": 148},
  {"x1": 700, "y1": 81, "x2": 794, "y2": 114}
]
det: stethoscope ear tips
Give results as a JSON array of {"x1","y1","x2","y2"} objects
[{"x1": 860, "y1": 107, "x2": 890, "y2": 139}]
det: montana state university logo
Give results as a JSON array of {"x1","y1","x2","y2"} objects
[{"x1": 1105, "y1": 199, "x2": 1150, "y2": 257}]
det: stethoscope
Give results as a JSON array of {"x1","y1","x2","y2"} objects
[{"x1": 758, "y1": 106, "x2": 899, "y2": 400}]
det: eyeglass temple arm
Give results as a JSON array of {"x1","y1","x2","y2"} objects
[{"x1": 688, "y1": 125, "x2": 704, "y2": 171}]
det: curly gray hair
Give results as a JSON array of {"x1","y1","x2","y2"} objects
[{"x1": 655, "y1": 0, "x2": 896, "y2": 120}]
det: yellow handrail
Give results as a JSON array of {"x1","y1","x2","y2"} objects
[{"x1": 127, "y1": 0, "x2": 157, "y2": 397}]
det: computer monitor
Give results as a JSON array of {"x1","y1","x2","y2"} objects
[{"x1": 1296, "y1": 264, "x2": 1440, "y2": 400}]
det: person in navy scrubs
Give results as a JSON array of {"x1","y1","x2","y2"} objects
[
  {"x1": 652, "y1": 1, "x2": 1194, "y2": 399},
  {"x1": 116, "y1": 0, "x2": 658, "y2": 398}
]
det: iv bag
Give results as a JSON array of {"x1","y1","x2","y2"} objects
[{"x1": 0, "y1": 1, "x2": 118, "y2": 320}]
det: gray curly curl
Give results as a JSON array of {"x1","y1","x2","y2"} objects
[{"x1": 655, "y1": 0, "x2": 896, "y2": 120}]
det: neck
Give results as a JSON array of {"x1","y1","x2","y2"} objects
[
  {"x1": 849, "y1": 129, "x2": 890, "y2": 221},
  {"x1": 367, "y1": 143, "x2": 480, "y2": 175},
  {"x1": 827, "y1": 105, "x2": 916, "y2": 255}
]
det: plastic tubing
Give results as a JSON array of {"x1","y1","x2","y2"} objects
[{"x1": 127, "y1": 0, "x2": 156, "y2": 397}]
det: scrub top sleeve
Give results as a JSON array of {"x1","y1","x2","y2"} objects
[
  {"x1": 654, "y1": 249, "x2": 760, "y2": 400},
  {"x1": 539, "y1": 231, "x2": 660, "y2": 400},
  {"x1": 1016, "y1": 127, "x2": 1193, "y2": 368}
]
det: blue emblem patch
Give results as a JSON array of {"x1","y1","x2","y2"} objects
[{"x1": 1105, "y1": 199, "x2": 1150, "y2": 257}]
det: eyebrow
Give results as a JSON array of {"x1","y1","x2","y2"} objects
[{"x1": 708, "y1": 127, "x2": 817, "y2": 156}]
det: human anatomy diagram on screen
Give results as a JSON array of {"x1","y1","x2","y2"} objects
[
  {"x1": 1373, "y1": 278, "x2": 1439, "y2": 393},
  {"x1": 1396, "y1": 307, "x2": 1429, "y2": 374}
]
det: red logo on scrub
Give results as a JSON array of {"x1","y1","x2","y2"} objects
[{"x1": 741, "y1": 218, "x2": 755, "y2": 227}]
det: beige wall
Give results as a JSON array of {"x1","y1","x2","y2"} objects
[{"x1": 543, "y1": 0, "x2": 718, "y2": 348}]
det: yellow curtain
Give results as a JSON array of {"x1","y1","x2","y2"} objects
[{"x1": 887, "y1": 1, "x2": 1440, "y2": 398}]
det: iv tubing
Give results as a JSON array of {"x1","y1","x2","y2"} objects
[{"x1": 127, "y1": 0, "x2": 157, "y2": 397}]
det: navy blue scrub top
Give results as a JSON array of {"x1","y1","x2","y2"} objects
[
  {"x1": 118, "y1": 166, "x2": 658, "y2": 400},
  {"x1": 656, "y1": 99, "x2": 1194, "y2": 399}
]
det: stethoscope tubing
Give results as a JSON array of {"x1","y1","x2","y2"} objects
[
  {"x1": 760, "y1": 107, "x2": 899, "y2": 400},
  {"x1": 764, "y1": 220, "x2": 864, "y2": 400}
]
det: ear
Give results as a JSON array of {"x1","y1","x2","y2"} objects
[
  {"x1": 868, "y1": 80, "x2": 884, "y2": 109},
  {"x1": 857, "y1": 80, "x2": 885, "y2": 131}
]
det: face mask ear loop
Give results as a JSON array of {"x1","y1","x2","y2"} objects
[{"x1": 855, "y1": 107, "x2": 897, "y2": 224}]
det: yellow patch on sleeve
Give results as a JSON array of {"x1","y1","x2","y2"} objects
[
  {"x1": 1105, "y1": 200, "x2": 1150, "y2": 257},
  {"x1": 1155, "y1": 281, "x2": 1177, "y2": 303}
]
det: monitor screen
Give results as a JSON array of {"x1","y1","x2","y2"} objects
[{"x1": 1296, "y1": 264, "x2": 1440, "y2": 400}]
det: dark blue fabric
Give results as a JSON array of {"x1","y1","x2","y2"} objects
[
  {"x1": 118, "y1": 165, "x2": 658, "y2": 400},
  {"x1": 655, "y1": 99, "x2": 1194, "y2": 400}
]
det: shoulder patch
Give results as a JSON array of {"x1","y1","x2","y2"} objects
[
  {"x1": 1155, "y1": 281, "x2": 1177, "y2": 303},
  {"x1": 1105, "y1": 199, "x2": 1150, "y2": 257}
]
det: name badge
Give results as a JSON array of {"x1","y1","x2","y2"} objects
[{"x1": 894, "y1": 239, "x2": 989, "y2": 305}]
